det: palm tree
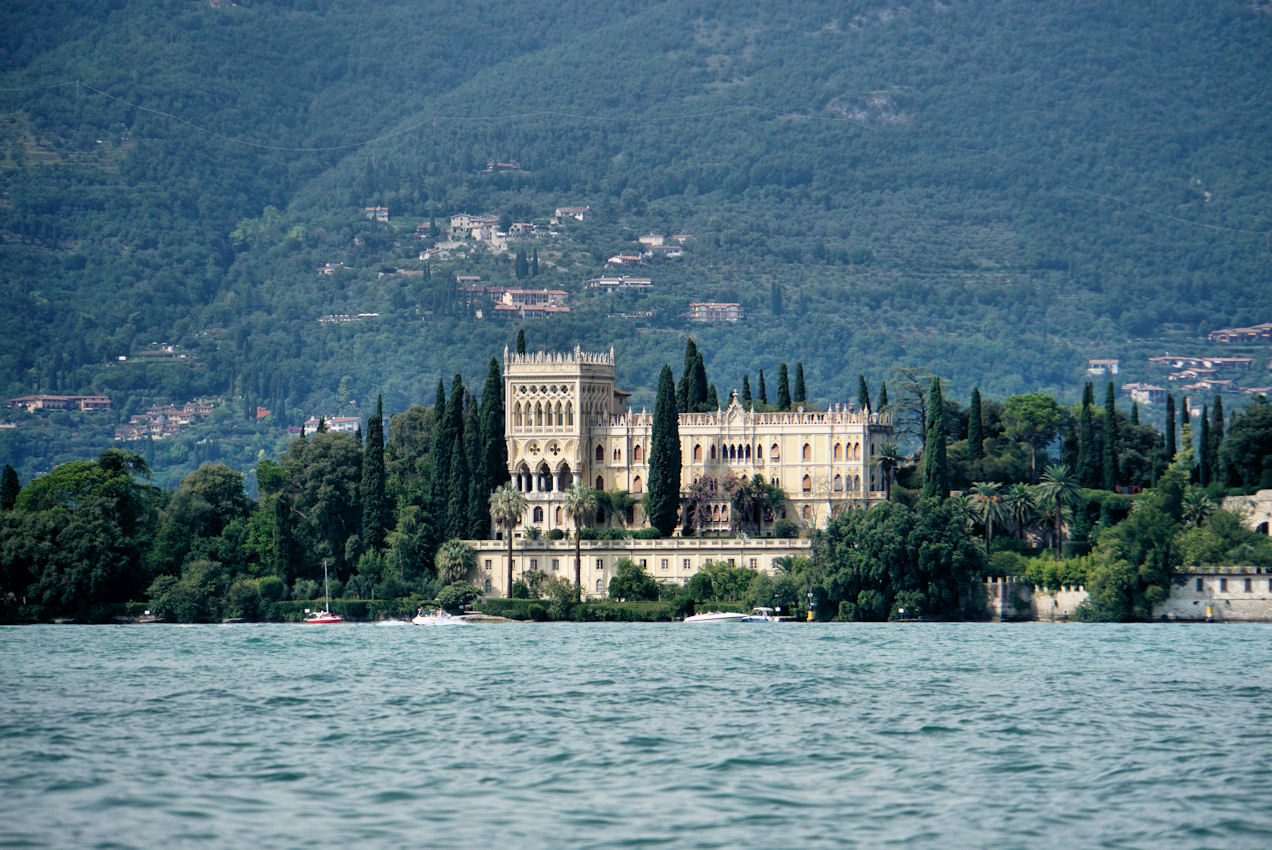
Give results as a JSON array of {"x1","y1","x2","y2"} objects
[
  {"x1": 1181, "y1": 486, "x2": 1214, "y2": 528},
  {"x1": 435, "y1": 539, "x2": 476, "y2": 584},
  {"x1": 1003, "y1": 482, "x2": 1036, "y2": 541},
  {"x1": 949, "y1": 494, "x2": 978, "y2": 533},
  {"x1": 968, "y1": 481, "x2": 1007, "y2": 550},
  {"x1": 1034, "y1": 464, "x2": 1081, "y2": 557},
  {"x1": 561, "y1": 482, "x2": 598, "y2": 601},
  {"x1": 489, "y1": 482, "x2": 527, "y2": 597},
  {"x1": 874, "y1": 442, "x2": 902, "y2": 501}
]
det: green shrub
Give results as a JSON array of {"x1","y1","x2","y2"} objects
[
  {"x1": 437, "y1": 581, "x2": 481, "y2": 613},
  {"x1": 573, "y1": 601, "x2": 676, "y2": 621},
  {"x1": 476, "y1": 598, "x2": 549, "y2": 620},
  {"x1": 631, "y1": 527, "x2": 661, "y2": 539},
  {"x1": 547, "y1": 528, "x2": 565, "y2": 540}
]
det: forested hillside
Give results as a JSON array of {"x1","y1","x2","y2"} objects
[{"x1": 2, "y1": 0, "x2": 1270, "y2": 481}]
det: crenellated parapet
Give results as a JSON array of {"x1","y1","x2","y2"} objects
[{"x1": 504, "y1": 346, "x2": 615, "y2": 368}]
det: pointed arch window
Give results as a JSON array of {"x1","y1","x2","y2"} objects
[
  {"x1": 834, "y1": 442, "x2": 842, "y2": 461},
  {"x1": 693, "y1": 444, "x2": 703, "y2": 461},
  {"x1": 770, "y1": 443, "x2": 780, "y2": 461},
  {"x1": 801, "y1": 475, "x2": 812, "y2": 493},
  {"x1": 596, "y1": 444, "x2": 604, "y2": 461},
  {"x1": 633, "y1": 444, "x2": 643, "y2": 462},
  {"x1": 566, "y1": 401, "x2": 574, "y2": 426},
  {"x1": 802, "y1": 443, "x2": 812, "y2": 461},
  {"x1": 632, "y1": 475, "x2": 643, "y2": 494}
]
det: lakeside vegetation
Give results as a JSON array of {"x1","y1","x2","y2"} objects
[{"x1": 2, "y1": 340, "x2": 1269, "y2": 624}]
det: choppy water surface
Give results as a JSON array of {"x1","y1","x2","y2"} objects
[{"x1": 3, "y1": 622, "x2": 1271, "y2": 848}]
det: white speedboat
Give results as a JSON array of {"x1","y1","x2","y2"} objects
[
  {"x1": 683, "y1": 610, "x2": 747, "y2": 623},
  {"x1": 412, "y1": 608, "x2": 467, "y2": 625},
  {"x1": 741, "y1": 606, "x2": 783, "y2": 622}
]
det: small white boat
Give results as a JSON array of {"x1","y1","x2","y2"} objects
[
  {"x1": 412, "y1": 608, "x2": 467, "y2": 625},
  {"x1": 304, "y1": 560, "x2": 343, "y2": 624},
  {"x1": 741, "y1": 606, "x2": 784, "y2": 622},
  {"x1": 683, "y1": 610, "x2": 747, "y2": 623}
]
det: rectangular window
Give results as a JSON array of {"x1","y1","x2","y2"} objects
[
  {"x1": 1220, "y1": 578, "x2": 1228, "y2": 592},
  {"x1": 727, "y1": 558, "x2": 736, "y2": 567},
  {"x1": 639, "y1": 558, "x2": 647, "y2": 569},
  {"x1": 1245, "y1": 578, "x2": 1253, "y2": 592},
  {"x1": 683, "y1": 558, "x2": 690, "y2": 570},
  {"x1": 530, "y1": 558, "x2": 538, "y2": 570},
  {"x1": 551, "y1": 558, "x2": 560, "y2": 572},
  {"x1": 1195, "y1": 578, "x2": 1204, "y2": 592},
  {"x1": 596, "y1": 558, "x2": 603, "y2": 570},
  {"x1": 660, "y1": 558, "x2": 669, "y2": 571},
  {"x1": 484, "y1": 559, "x2": 492, "y2": 570},
  {"x1": 749, "y1": 558, "x2": 757, "y2": 569}
]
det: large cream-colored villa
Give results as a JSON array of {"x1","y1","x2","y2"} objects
[{"x1": 467, "y1": 348, "x2": 894, "y2": 597}]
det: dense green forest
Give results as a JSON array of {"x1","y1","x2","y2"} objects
[{"x1": 2, "y1": 0, "x2": 1271, "y2": 483}]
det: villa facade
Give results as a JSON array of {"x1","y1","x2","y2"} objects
[{"x1": 501, "y1": 348, "x2": 893, "y2": 540}]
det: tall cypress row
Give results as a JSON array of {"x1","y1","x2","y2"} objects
[
  {"x1": 968, "y1": 387, "x2": 983, "y2": 462},
  {"x1": 647, "y1": 365, "x2": 682, "y2": 536},
  {"x1": 776, "y1": 363, "x2": 791, "y2": 410},
  {"x1": 793, "y1": 363, "x2": 806, "y2": 404},
  {"x1": 1102, "y1": 381, "x2": 1117, "y2": 491},
  {"x1": 921, "y1": 378, "x2": 948, "y2": 500},
  {"x1": 757, "y1": 370, "x2": 768, "y2": 406},
  {"x1": 360, "y1": 394, "x2": 388, "y2": 552},
  {"x1": 858, "y1": 375, "x2": 871, "y2": 414},
  {"x1": 741, "y1": 375, "x2": 752, "y2": 407}
]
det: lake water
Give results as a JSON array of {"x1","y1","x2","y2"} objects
[{"x1": 3, "y1": 622, "x2": 1271, "y2": 848}]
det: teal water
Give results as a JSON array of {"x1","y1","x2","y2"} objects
[{"x1": 3, "y1": 623, "x2": 1271, "y2": 848}]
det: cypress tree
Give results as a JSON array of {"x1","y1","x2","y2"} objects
[
  {"x1": 1, "y1": 464, "x2": 20, "y2": 510},
  {"x1": 878, "y1": 381, "x2": 888, "y2": 409},
  {"x1": 691, "y1": 351, "x2": 709, "y2": 410},
  {"x1": 1180, "y1": 398, "x2": 1190, "y2": 429},
  {"x1": 741, "y1": 375, "x2": 752, "y2": 407},
  {"x1": 968, "y1": 387, "x2": 984, "y2": 462},
  {"x1": 776, "y1": 363, "x2": 791, "y2": 410},
  {"x1": 464, "y1": 400, "x2": 486, "y2": 537},
  {"x1": 478, "y1": 356, "x2": 508, "y2": 494},
  {"x1": 515, "y1": 328, "x2": 526, "y2": 354},
  {"x1": 1077, "y1": 382, "x2": 1096, "y2": 487},
  {"x1": 1211, "y1": 394, "x2": 1227, "y2": 486},
  {"x1": 1197, "y1": 404, "x2": 1211, "y2": 485},
  {"x1": 1165, "y1": 393, "x2": 1177, "y2": 461},
  {"x1": 429, "y1": 378, "x2": 452, "y2": 528},
  {"x1": 921, "y1": 378, "x2": 948, "y2": 500},
  {"x1": 706, "y1": 384, "x2": 719, "y2": 410},
  {"x1": 678, "y1": 338, "x2": 699, "y2": 413},
  {"x1": 531, "y1": 248, "x2": 539, "y2": 277},
  {"x1": 360, "y1": 394, "x2": 389, "y2": 551},
  {"x1": 1102, "y1": 382, "x2": 1117, "y2": 491},
  {"x1": 647, "y1": 365, "x2": 682, "y2": 536},
  {"x1": 793, "y1": 363, "x2": 806, "y2": 404},
  {"x1": 757, "y1": 370, "x2": 768, "y2": 406},
  {"x1": 858, "y1": 375, "x2": 871, "y2": 414},
  {"x1": 514, "y1": 248, "x2": 529, "y2": 279},
  {"x1": 1130, "y1": 402, "x2": 1139, "y2": 426},
  {"x1": 445, "y1": 433, "x2": 469, "y2": 541}
]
